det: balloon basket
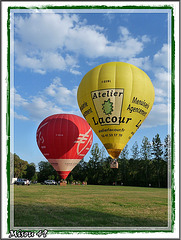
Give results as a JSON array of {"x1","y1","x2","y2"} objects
[
  {"x1": 110, "y1": 160, "x2": 118, "y2": 169},
  {"x1": 59, "y1": 180, "x2": 67, "y2": 186}
]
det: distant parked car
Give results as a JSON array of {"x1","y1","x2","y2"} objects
[
  {"x1": 16, "y1": 178, "x2": 30, "y2": 185},
  {"x1": 44, "y1": 180, "x2": 57, "y2": 185}
]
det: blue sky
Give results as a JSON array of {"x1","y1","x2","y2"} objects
[{"x1": 10, "y1": 8, "x2": 172, "y2": 167}]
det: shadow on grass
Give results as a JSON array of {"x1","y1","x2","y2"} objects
[{"x1": 14, "y1": 203, "x2": 168, "y2": 228}]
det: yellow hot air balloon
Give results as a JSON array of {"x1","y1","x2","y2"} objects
[{"x1": 77, "y1": 62, "x2": 155, "y2": 164}]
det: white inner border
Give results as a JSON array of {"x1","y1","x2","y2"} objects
[{"x1": 1, "y1": 1, "x2": 179, "y2": 239}]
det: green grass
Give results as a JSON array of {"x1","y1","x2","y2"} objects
[{"x1": 14, "y1": 184, "x2": 168, "y2": 227}]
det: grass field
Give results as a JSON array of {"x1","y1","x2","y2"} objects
[{"x1": 14, "y1": 184, "x2": 168, "y2": 228}]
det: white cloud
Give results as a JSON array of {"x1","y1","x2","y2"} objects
[
  {"x1": 12, "y1": 77, "x2": 79, "y2": 121},
  {"x1": 15, "y1": 14, "x2": 80, "y2": 74},
  {"x1": 56, "y1": 86, "x2": 77, "y2": 105},
  {"x1": 103, "y1": 13, "x2": 115, "y2": 22},
  {"x1": 155, "y1": 68, "x2": 170, "y2": 84},
  {"x1": 143, "y1": 103, "x2": 171, "y2": 128},
  {"x1": 35, "y1": 69, "x2": 46, "y2": 75},
  {"x1": 140, "y1": 43, "x2": 172, "y2": 129},
  {"x1": 13, "y1": 13, "x2": 171, "y2": 130},
  {"x1": 118, "y1": 26, "x2": 130, "y2": 38},
  {"x1": 154, "y1": 69, "x2": 171, "y2": 102},
  {"x1": 15, "y1": 13, "x2": 77, "y2": 50},
  {"x1": 44, "y1": 77, "x2": 78, "y2": 106},
  {"x1": 145, "y1": 43, "x2": 172, "y2": 116},
  {"x1": 126, "y1": 43, "x2": 171, "y2": 129},
  {"x1": 141, "y1": 35, "x2": 151, "y2": 43},
  {"x1": 128, "y1": 56, "x2": 151, "y2": 71},
  {"x1": 14, "y1": 13, "x2": 149, "y2": 73},
  {"x1": 70, "y1": 69, "x2": 82, "y2": 75},
  {"x1": 41, "y1": 52, "x2": 67, "y2": 71},
  {"x1": 65, "y1": 54, "x2": 78, "y2": 67},
  {"x1": 11, "y1": 88, "x2": 28, "y2": 107},
  {"x1": 153, "y1": 44, "x2": 171, "y2": 69},
  {"x1": 15, "y1": 43, "x2": 42, "y2": 71},
  {"x1": 154, "y1": 87, "x2": 168, "y2": 103},
  {"x1": 146, "y1": 45, "x2": 171, "y2": 128},
  {"x1": 15, "y1": 40, "x2": 77, "y2": 74},
  {"x1": 105, "y1": 27, "x2": 145, "y2": 59},
  {"x1": 14, "y1": 112, "x2": 29, "y2": 120},
  {"x1": 24, "y1": 96, "x2": 64, "y2": 121},
  {"x1": 65, "y1": 25, "x2": 108, "y2": 58}
]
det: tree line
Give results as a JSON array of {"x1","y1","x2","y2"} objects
[
  {"x1": 12, "y1": 133, "x2": 171, "y2": 188},
  {"x1": 11, "y1": 153, "x2": 37, "y2": 182}
]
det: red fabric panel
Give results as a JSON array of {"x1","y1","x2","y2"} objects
[
  {"x1": 57, "y1": 171, "x2": 71, "y2": 180},
  {"x1": 36, "y1": 113, "x2": 93, "y2": 161}
]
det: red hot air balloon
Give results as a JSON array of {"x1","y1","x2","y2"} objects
[{"x1": 36, "y1": 114, "x2": 93, "y2": 180}]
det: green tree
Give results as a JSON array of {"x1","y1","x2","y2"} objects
[
  {"x1": 69, "y1": 175, "x2": 74, "y2": 183},
  {"x1": 25, "y1": 163, "x2": 36, "y2": 180},
  {"x1": 131, "y1": 141, "x2": 139, "y2": 160},
  {"x1": 14, "y1": 153, "x2": 28, "y2": 178},
  {"x1": 152, "y1": 134, "x2": 163, "y2": 187},
  {"x1": 38, "y1": 161, "x2": 59, "y2": 182},
  {"x1": 152, "y1": 134, "x2": 163, "y2": 160},
  {"x1": 127, "y1": 159, "x2": 140, "y2": 186},
  {"x1": 140, "y1": 136, "x2": 151, "y2": 161},
  {"x1": 87, "y1": 143, "x2": 102, "y2": 184},
  {"x1": 31, "y1": 172, "x2": 38, "y2": 182},
  {"x1": 119, "y1": 145, "x2": 129, "y2": 185},
  {"x1": 70, "y1": 158, "x2": 87, "y2": 182},
  {"x1": 102, "y1": 157, "x2": 118, "y2": 185},
  {"x1": 140, "y1": 136, "x2": 151, "y2": 186},
  {"x1": 120, "y1": 144, "x2": 129, "y2": 159}
]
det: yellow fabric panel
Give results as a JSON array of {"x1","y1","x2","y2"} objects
[{"x1": 77, "y1": 62, "x2": 155, "y2": 159}]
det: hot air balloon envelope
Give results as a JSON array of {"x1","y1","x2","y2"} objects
[
  {"x1": 36, "y1": 114, "x2": 93, "y2": 179},
  {"x1": 77, "y1": 62, "x2": 155, "y2": 159}
]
